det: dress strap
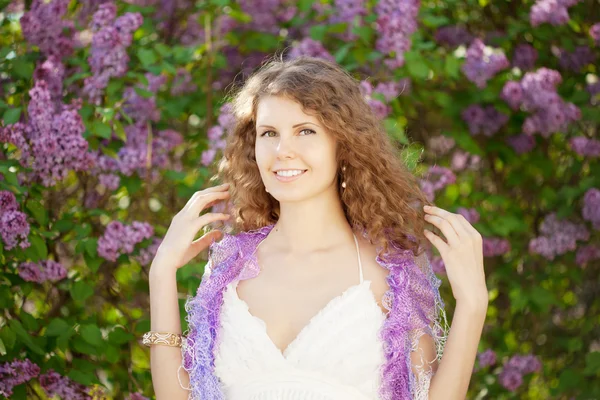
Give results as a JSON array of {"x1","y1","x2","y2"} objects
[{"x1": 352, "y1": 232, "x2": 363, "y2": 284}]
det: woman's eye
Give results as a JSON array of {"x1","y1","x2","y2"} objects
[{"x1": 260, "y1": 129, "x2": 315, "y2": 137}]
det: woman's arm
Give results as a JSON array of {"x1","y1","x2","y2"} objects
[
  {"x1": 429, "y1": 300, "x2": 487, "y2": 399},
  {"x1": 412, "y1": 299, "x2": 487, "y2": 400},
  {"x1": 149, "y1": 261, "x2": 191, "y2": 400}
]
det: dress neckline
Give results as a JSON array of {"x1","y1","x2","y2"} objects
[
  {"x1": 231, "y1": 228, "x2": 383, "y2": 359},
  {"x1": 229, "y1": 279, "x2": 383, "y2": 360}
]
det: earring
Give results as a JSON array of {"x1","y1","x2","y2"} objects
[{"x1": 341, "y1": 166, "x2": 347, "y2": 189}]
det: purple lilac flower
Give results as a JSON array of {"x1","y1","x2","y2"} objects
[
  {"x1": 39, "y1": 369, "x2": 92, "y2": 400},
  {"x1": 428, "y1": 135, "x2": 455, "y2": 156},
  {"x1": 97, "y1": 220, "x2": 154, "y2": 262},
  {"x1": 2, "y1": 76, "x2": 94, "y2": 187},
  {"x1": 501, "y1": 68, "x2": 581, "y2": 137},
  {"x1": 450, "y1": 150, "x2": 481, "y2": 172},
  {"x1": 288, "y1": 38, "x2": 335, "y2": 62},
  {"x1": 374, "y1": 0, "x2": 421, "y2": 69},
  {"x1": 512, "y1": 44, "x2": 538, "y2": 70},
  {"x1": 123, "y1": 73, "x2": 167, "y2": 124},
  {"x1": 33, "y1": 56, "x2": 65, "y2": 103},
  {"x1": 557, "y1": 46, "x2": 596, "y2": 72},
  {"x1": 420, "y1": 165, "x2": 456, "y2": 202},
  {"x1": 239, "y1": 0, "x2": 297, "y2": 35},
  {"x1": 570, "y1": 137, "x2": 600, "y2": 157},
  {"x1": 430, "y1": 255, "x2": 446, "y2": 275},
  {"x1": 125, "y1": 393, "x2": 150, "y2": 400},
  {"x1": 483, "y1": 237, "x2": 511, "y2": 257},
  {"x1": 83, "y1": 3, "x2": 143, "y2": 104},
  {"x1": 499, "y1": 367, "x2": 523, "y2": 391},
  {"x1": 506, "y1": 134, "x2": 536, "y2": 154},
  {"x1": 461, "y1": 39, "x2": 510, "y2": 88},
  {"x1": 0, "y1": 210, "x2": 31, "y2": 250},
  {"x1": 134, "y1": 237, "x2": 163, "y2": 267},
  {"x1": 530, "y1": 0, "x2": 582, "y2": 27},
  {"x1": 591, "y1": 23, "x2": 600, "y2": 45},
  {"x1": 478, "y1": 349, "x2": 497, "y2": 368},
  {"x1": 576, "y1": 245, "x2": 600, "y2": 267},
  {"x1": 171, "y1": 68, "x2": 198, "y2": 96},
  {"x1": 18, "y1": 260, "x2": 67, "y2": 283},
  {"x1": 434, "y1": 25, "x2": 472, "y2": 48},
  {"x1": 457, "y1": 207, "x2": 480, "y2": 224},
  {"x1": 327, "y1": 0, "x2": 368, "y2": 40},
  {"x1": 529, "y1": 213, "x2": 590, "y2": 259},
  {"x1": 461, "y1": 104, "x2": 509, "y2": 136},
  {"x1": 506, "y1": 354, "x2": 543, "y2": 374},
  {"x1": 20, "y1": 0, "x2": 74, "y2": 59},
  {"x1": 588, "y1": 81, "x2": 600, "y2": 105},
  {"x1": 201, "y1": 148, "x2": 217, "y2": 167},
  {"x1": 582, "y1": 188, "x2": 600, "y2": 230},
  {"x1": 0, "y1": 191, "x2": 18, "y2": 214},
  {"x1": 0, "y1": 358, "x2": 40, "y2": 397}
]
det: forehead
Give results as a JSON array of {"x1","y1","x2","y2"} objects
[{"x1": 255, "y1": 95, "x2": 320, "y2": 126}]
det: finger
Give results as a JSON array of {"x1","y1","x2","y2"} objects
[
  {"x1": 425, "y1": 206, "x2": 471, "y2": 240},
  {"x1": 188, "y1": 191, "x2": 231, "y2": 216},
  {"x1": 424, "y1": 214, "x2": 461, "y2": 247},
  {"x1": 190, "y1": 230, "x2": 223, "y2": 253},
  {"x1": 424, "y1": 229, "x2": 449, "y2": 255},
  {"x1": 194, "y1": 212, "x2": 231, "y2": 229},
  {"x1": 182, "y1": 183, "x2": 230, "y2": 213}
]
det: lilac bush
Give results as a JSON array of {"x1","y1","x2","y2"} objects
[{"x1": 0, "y1": 0, "x2": 598, "y2": 398}]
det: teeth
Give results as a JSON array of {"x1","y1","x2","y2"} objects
[{"x1": 276, "y1": 170, "x2": 305, "y2": 177}]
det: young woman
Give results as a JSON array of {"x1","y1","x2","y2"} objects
[{"x1": 146, "y1": 56, "x2": 488, "y2": 400}]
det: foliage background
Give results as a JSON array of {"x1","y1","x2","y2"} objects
[{"x1": 0, "y1": 0, "x2": 599, "y2": 398}]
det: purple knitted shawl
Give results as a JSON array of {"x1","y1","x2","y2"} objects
[{"x1": 181, "y1": 223, "x2": 447, "y2": 400}]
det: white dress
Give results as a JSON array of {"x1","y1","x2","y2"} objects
[{"x1": 213, "y1": 232, "x2": 387, "y2": 399}]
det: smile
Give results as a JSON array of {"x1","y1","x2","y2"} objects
[{"x1": 273, "y1": 169, "x2": 307, "y2": 182}]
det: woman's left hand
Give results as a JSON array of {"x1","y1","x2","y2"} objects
[{"x1": 423, "y1": 205, "x2": 488, "y2": 309}]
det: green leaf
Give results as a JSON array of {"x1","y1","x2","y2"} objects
[
  {"x1": 584, "y1": 352, "x2": 600, "y2": 375},
  {"x1": 0, "y1": 326, "x2": 17, "y2": 350},
  {"x1": 46, "y1": 319, "x2": 70, "y2": 336},
  {"x1": 108, "y1": 327, "x2": 135, "y2": 345},
  {"x1": 53, "y1": 217, "x2": 75, "y2": 232},
  {"x1": 105, "y1": 345, "x2": 120, "y2": 363},
  {"x1": 84, "y1": 252, "x2": 103, "y2": 273},
  {"x1": 334, "y1": 43, "x2": 352, "y2": 63},
  {"x1": 80, "y1": 324, "x2": 103, "y2": 347},
  {"x1": 134, "y1": 87, "x2": 155, "y2": 99},
  {"x1": 93, "y1": 121, "x2": 112, "y2": 139},
  {"x1": 309, "y1": 25, "x2": 327, "y2": 42},
  {"x1": 404, "y1": 51, "x2": 429, "y2": 80},
  {"x1": 70, "y1": 281, "x2": 94, "y2": 303},
  {"x1": 3, "y1": 108, "x2": 21, "y2": 124},
  {"x1": 29, "y1": 235, "x2": 48, "y2": 260},
  {"x1": 20, "y1": 312, "x2": 39, "y2": 331},
  {"x1": 137, "y1": 48, "x2": 158, "y2": 67},
  {"x1": 352, "y1": 25, "x2": 374, "y2": 43},
  {"x1": 72, "y1": 335, "x2": 97, "y2": 355},
  {"x1": 0, "y1": 338, "x2": 6, "y2": 356},
  {"x1": 9, "y1": 319, "x2": 45, "y2": 355},
  {"x1": 444, "y1": 54, "x2": 461, "y2": 79},
  {"x1": 26, "y1": 199, "x2": 48, "y2": 226},
  {"x1": 297, "y1": 0, "x2": 313, "y2": 12}
]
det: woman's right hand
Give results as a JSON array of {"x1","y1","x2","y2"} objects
[{"x1": 150, "y1": 183, "x2": 232, "y2": 273}]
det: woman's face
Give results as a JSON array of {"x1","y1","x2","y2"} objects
[{"x1": 254, "y1": 95, "x2": 339, "y2": 203}]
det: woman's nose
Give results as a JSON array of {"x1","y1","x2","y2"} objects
[{"x1": 275, "y1": 135, "x2": 296, "y2": 158}]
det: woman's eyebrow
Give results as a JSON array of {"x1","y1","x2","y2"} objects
[{"x1": 257, "y1": 122, "x2": 320, "y2": 129}]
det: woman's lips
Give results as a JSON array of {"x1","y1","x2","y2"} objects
[{"x1": 273, "y1": 170, "x2": 307, "y2": 182}]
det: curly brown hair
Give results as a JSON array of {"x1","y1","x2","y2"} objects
[{"x1": 212, "y1": 54, "x2": 433, "y2": 260}]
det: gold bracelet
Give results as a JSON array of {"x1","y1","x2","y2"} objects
[{"x1": 142, "y1": 331, "x2": 184, "y2": 348}]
